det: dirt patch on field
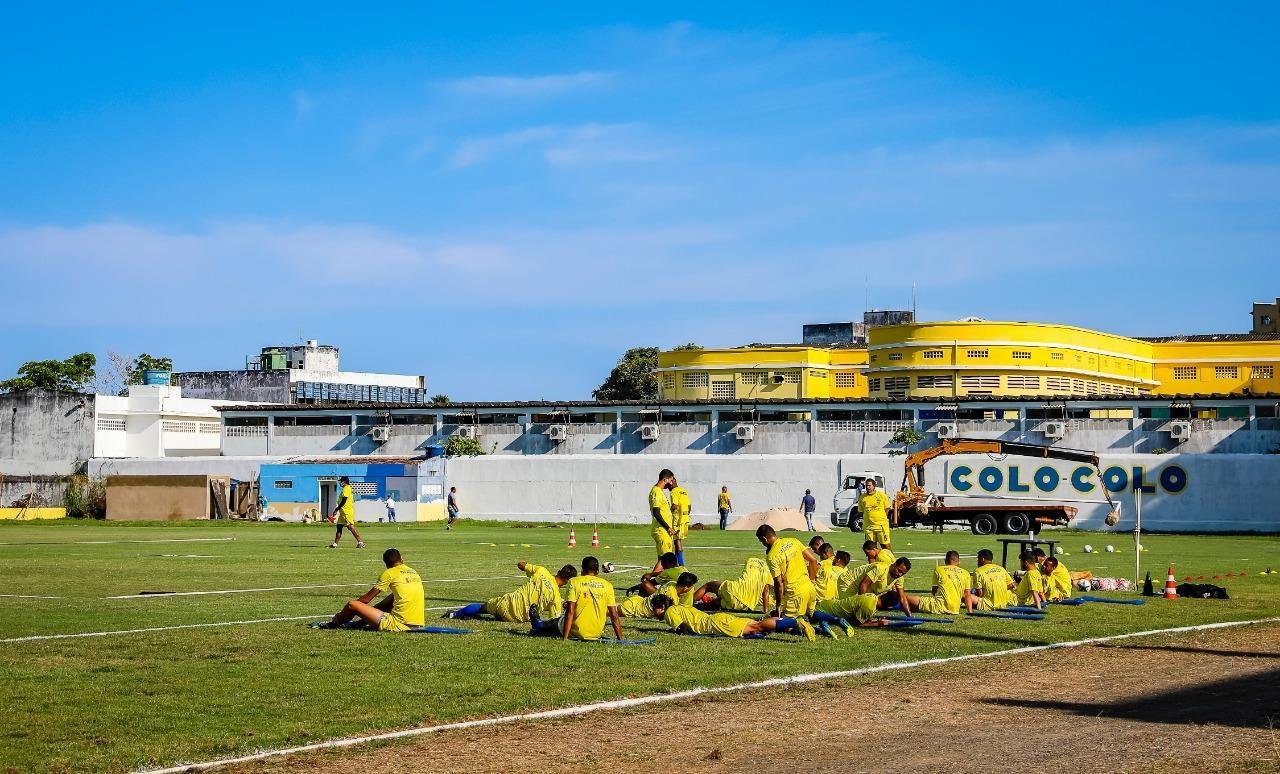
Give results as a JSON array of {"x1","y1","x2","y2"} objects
[{"x1": 240, "y1": 624, "x2": 1280, "y2": 773}]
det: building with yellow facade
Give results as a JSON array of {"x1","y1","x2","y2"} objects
[{"x1": 657, "y1": 312, "x2": 1280, "y2": 402}]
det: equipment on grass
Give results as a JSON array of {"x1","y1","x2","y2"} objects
[
  {"x1": 1105, "y1": 544, "x2": 1115, "y2": 553},
  {"x1": 591, "y1": 527, "x2": 600, "y2": 548},
  {"x1": 883, "y1": 620, "x2": 927, "y2": 628},
  {"x1": 885, "y1": 615, "x2": 954, "y2": 624},
  {"x1": 599, "y1": 637, "x2": 656, "y2": 645},
  {"x1": 602, "y1": 561, "x2": 615, "y2": 573},
  {"x1": 1164, "y1": 565, "x2": 1178, "y2": 600},
  {"x1": 968, "y1": 611, "x2": 1046, "y2": 620},
  {"x1": 408, "y1": 626, "x2": 474, "y2": 634},
  {"x1": 567, "y1": 528, "x2": 577, "y2": 548},
  {"x1": 1142, "y1": 572, "x2": 1154, "y2": 597},
  {"x1": 1006, "y1": 605, "x2": 1048, "y2": 614},
  {"x1": 1076, "y1": 595, "x2": 1146, "y2": 605},
  {"x1": 1083, "y1": 545, "x2": 1094, "y2": 553},
  {"x1": 1050, "y1": 598, "x2": 1087, "y2": 606}
]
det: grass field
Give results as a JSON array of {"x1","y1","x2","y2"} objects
[{"x1": 1, "y1": 519, "x2": 1277, "y2": 772}]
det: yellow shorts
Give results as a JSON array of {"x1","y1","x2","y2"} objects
[
  {"x1": 378, "y1": 613, "x2": 414, "y2": 632},
  {"x1": 912, "y1": 596, "x2": 952, "y2": 616},
  {"x1": 780, "y1": 582, "x2": 817, "y2": 618},
  {"x1": 863, "y1": 523, "x2": 891, "y2": 546},
  {"x1": 338, "y1": 514, "x2": 356, "y2": 527},
  {"x1": 708, "y1": 612, "x2": 750, "y2": 638},
  {"x1": 651, "y1": 529, "x2": 675, "y2": 557},
  {"x1": 974, "y1": 597, "x2": 1002, "y2": 611}
]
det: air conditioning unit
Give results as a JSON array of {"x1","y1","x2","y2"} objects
[
  {"x1": 639, "y1": 423, "x2": 661, "y2": 441},
  {"x1": 455, "y1": 425, "x2": 477, "y2": 439},
  {"x1": 370, "y1": 426, "x2": 391, "y2": 443},
  {"x1": 935, "y1": 422, "x2": 958, "y2": 439},
  {"x1": 1041, "y1": 421, "x2": 1067, "y2": 439},
  {"x1": 546, "y1": 424, "x2": 569, "y2": 442},
  {"x1": 1169, "y1": 420, "x2": 1193, "y2": 442},
  {"x1": 735, "y1": 424, "x2": 756, "y2": 441}
]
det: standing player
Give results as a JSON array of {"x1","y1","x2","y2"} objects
[
  {"x1": 313, "y1": 548, "x2": 422, "y2": 631},
  {"x1": 328, "y1": 476, "x2": 365, "y2": 549},
  {"x1": 648, "y1": 469, "x2": 677, "y2": 560},
  {"x1": 650, "y1": 595, "x2": 814, "y2": 640},
  {"x1": 445, "y1": 561, "x2": 576, "y2": 622},
  {"x1": 670, "y1": 477, "x2": 691, "y2": 565},
  {"x1": 693, "y1": 556, "x2": 773, "y2": 613},
  {"x1": 973, "y1": 549, "x2": 1016, "y2": 610},
  {"x1": 530, "y1": 556, "x2": 624, "y2": 641},
  {"x1": 756, "y1": 525, "x2": 820, "y2": 620},
  {"x1": 858, "y1": 479, "x2": 893, "y2": 551},
  {"x1": 717, "y1": 486, "x2": 733, "y2": 530}
]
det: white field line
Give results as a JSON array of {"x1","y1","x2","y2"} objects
[
  {"x1": 0, "y1": 594, "x2": 65, "y2": 599},
  {"x1": 0, "y1": 537, "x2": 236, "y2": 547},
  {"x1": 0, "y1": 615, "x2": 328, "y2": 644},
  {"x1": 139, "y1": 616, "x2": 1280, "y2": 774}
]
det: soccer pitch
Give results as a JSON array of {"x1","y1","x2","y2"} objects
[{"x1": 1, "y1": 520, "x2": 1277, "y2": 772}]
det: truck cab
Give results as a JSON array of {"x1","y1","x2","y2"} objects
[{"x1": 831, "y1": 471, "x2": 886, "y2": 531}]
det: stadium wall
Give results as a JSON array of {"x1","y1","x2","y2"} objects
[{"x1": 443, "y1": 453, "x2": 1278, "y2": 533}]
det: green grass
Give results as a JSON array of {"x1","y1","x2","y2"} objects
[{"x1": 1, "y1": 519, "x2": 1277, "y2": 772}]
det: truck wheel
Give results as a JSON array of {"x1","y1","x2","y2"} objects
[
  {"x1": 849, "y1": 515, "x2": 864, "y2": 533},
  {"x1": 971, "y1": 513, "x2": 997, "y2": 536},
  {"x1": 1001, "y1": 512, "x2": 1030, "y2": 535}
]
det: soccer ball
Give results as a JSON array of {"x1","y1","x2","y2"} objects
[
  {"x1": 602, "y1": 562, "x2": 615, "y2": 573},
  {"x1": 1083, "y1": 545, "x2": 1094, "y2": 553},
  {"x1": 1105, "y1": 544, "x2": 1115, "y2": 553},
  {"x1": 1054, "y1": 546, "x2": 1065, "y2": 555}
]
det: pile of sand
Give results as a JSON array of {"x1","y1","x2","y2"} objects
[{"x1": 726, "y1": 506, "x2": 830, "y2": 533}]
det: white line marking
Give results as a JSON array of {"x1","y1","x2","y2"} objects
[
  {"x1": 138, "y1": 616, "x2": 1280, "y2": 773},
  {"x1": 0, "y1": 594, "x2": 65, "y2": 599},
  {"x1": 0, "y1": 537, "x2": 236, "y2": 547},
  {"x1": 1, "y1": 615, "x2": 327, "y2": 644},
  {"x1": 103, "y1": 583, "x2": 369, "y2": 600}
]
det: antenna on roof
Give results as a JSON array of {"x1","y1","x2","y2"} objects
[
  {"x1": 864, "y1": 274, "x2": 869, "y2": 316},
  {"x1": 911, "y1": 281, "x2": 917, "y2": 319}
]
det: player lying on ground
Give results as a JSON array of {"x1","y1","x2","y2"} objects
[
  {"x1": 445, "y1": 561, "x2": 576, "y2": 622},
  {"x1": 973, "y1": 549, "x2": 1016, "y2": 610},
  {"x1": 809, "y1": 591, "x2": 894, "y2": 634},
  {"x1": 1015, "y1": 552, "x2": 1046, "y2": 609},
  {"x1": 756, "y1": 525, "x2": 821, "y2": 619},
  {"x1": 905, "y1": 550, "x2": 974, "y2": 615},
  {"x1": 642, "y1": 552, "x2": 696, "y2": 605},
  {"x1": 530, "y1": 556, "x2": 624, "y2": 641},
  {"x1": 314, "y1": 548, "x2": 423, "y2": 631},
  {"x1": 693, "y1": 556, "x2": 773, "y2": 613},
  {"x1": 618, "y1": 572, "x2": 697, "y2": 618},
  {"x1": 649, "y1": 595, "x2": 816, "y2": 640}
]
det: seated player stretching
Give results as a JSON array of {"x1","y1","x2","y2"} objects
[
  {"x1": 1042, "y1": 555, "x2": 1072, "y2": 601},
  {"x1": 642, "y1": 552, "x2": 696, "y2": 606},
  {"x1": 1015, "y1": 551, "x2": 1047, "y2": 609},
  {"x1": 649, "y1": 595, "x2": 815, "y2": 640},
  {"x1": 530, "y1": 556, "x2": 623, "y2": 641},
  {"x1": 815, "y1": 545, "x2": 848, "y2": 601},
  {"x1": 906, "y1": 550, "x2": 973, "y2": 615},
  {"x1": 855, "y1": 556, "x2": 913, "y2": 615},
  {"x1": 693, "y1": 557, "x2": 773, "y2": 613},
  {"x1": 446, "y1": 561, "x2": 576, "y2": 622},
  {"x1": 618, "y1": 572, "x2": 697, "y2": 619},
  {"x1": 973, "y1": 549, "x2": 1016, "y2": 610},
  {"x1": 314, "y1": 548, "x2": 423, "y2": 632}
]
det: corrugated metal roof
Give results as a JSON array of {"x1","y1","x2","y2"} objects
[{"x1": 1136, "y1": 332, "x2": 1280, "y2": 343}]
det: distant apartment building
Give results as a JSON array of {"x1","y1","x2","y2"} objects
[{"x1": 173, "y1": 340, "x2": 428, "y2": 405}]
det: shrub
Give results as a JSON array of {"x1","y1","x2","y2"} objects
[
  {"x1": 444, "y1": 435, "x2": 485, "y2": 458},
  {"x1": 887, "y1": 426, "x2": 924, "y2": 457},
  {"x1": 64, "y1": 475, "x2": 106, "y2": 519}
]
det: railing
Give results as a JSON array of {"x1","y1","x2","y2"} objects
[
  {"x1": 817, "y1": 420, "x2": 913, "y2": 433},
  {"x1": 224, "y1": 426, "x2": 267, "y2": 438}
]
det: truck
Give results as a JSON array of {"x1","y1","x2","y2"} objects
[{"x1": 831, "y1": 438, "x2": 1120, "y2": 535}]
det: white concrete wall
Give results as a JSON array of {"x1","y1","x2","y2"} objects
[{"x1": 95, "y1": 386, "x2": 241, "y2": 458}]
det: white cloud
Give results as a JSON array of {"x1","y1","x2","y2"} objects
[
  {"x1": 442, "y1": 71, "x2": 615, "y2": 99},
  {"x1": 448, "y1": 125, "x2": 560, "y2": 169}
]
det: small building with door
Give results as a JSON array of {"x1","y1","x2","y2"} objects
[{"x1": 258, "y1": 457, "x2": 446, "y2": 522}]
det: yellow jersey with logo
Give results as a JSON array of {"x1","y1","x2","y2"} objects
[
  {"x1": 487, "y1": 563, "x2": 561, "y2": 622},
  {"x1": 766, "y1": 537, "x2": 811, "y2": 588},
  {"x1": 564, "y1": 575, "x2": 617, "y2": 640},
  {"x1": 718, "y1": 492, "x2": 731, "y2": 510},
  {"x1": 618, "y1": 582, "x2": 679, "y2": 618},
  {"x1": 1016, "y1": 567, "x2": 1045, "y2": 605},
  {"x1": 670, "y1": 487, "x2": 690, "y2": 538},
  {"x1": 1046, "y1": 562, "x2": 1072, "y2": 600},
  {"x1": 656, "y1": 566, "x2": 694, "y2": 605},
  {"x1": 816, "y1": 558, "x2": 842, "y2": 600},
  {"x1": 975, "y1": 563, "x2": 1015, "y2": 609},
  {"x1": 376, "y1": 563, "x2": 424, "y2": 627},
  {"x1": 858, "y1": 489, "x2": 891, "y2": 526}
]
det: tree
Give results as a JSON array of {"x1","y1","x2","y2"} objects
[
  {"x1": 430, "y1": 394, "x2": 451, "y2": 406},
  {"x1": 92, "y1": 352, "x2": 174, "y2": 396},
  {"x1": 0, "y1": 353, "x2": 96, "y2": 393},
  {"x1": 592, "y1": 343, "x2": 701, "y2": 401},
  {"x1": 128, "y1": 353, "x2": 173, "y2": 384}
]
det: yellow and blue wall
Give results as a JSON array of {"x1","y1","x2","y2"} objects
[{"x1": 259, "y1": 461, "x2": 446, "y2": 522}]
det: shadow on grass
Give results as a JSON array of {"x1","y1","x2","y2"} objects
[
  {"x1": 982, "y1": 668, "x2": 1280, "y2": 728},
  {"x1": 1096, "y1": 643, "x2": 1280, "y2": 659},
  {"x1": 887, "y1": 626, "x2": 1052, "y2": 648}
]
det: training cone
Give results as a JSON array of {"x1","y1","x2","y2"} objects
[
  {"x1": 1164, "y1": 565, "x2": 1178, "y2": 600},
  {"x1": 1142, "y1": 572, "x2": 1154, "y2": 597},
  {"x1": 591, "y1": 527, "x2": 600, "y2": 548},
  {"x1": 567, "y1": 528, "x2": 577, "y2": 548}
]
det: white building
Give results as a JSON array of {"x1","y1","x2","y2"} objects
[{"x1": 93, "y1": 384, "x2": 253, "y2": 458}]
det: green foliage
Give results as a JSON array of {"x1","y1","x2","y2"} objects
[
  {"x1": 887, "y1": 425, "x2": 924, "y2": 456},
  {"x1": 0, "y1": 353, "x2": 96, "y2": 393},
  {"x1": 63, "y1": 476, "x2": 106, "y2": 519},
  {"x1": 593, "y1": 346, "x2": 660, "y2": 401},
  {"x1": 444, "y1": 434, "x2": 485, "y2": 457},
  {"x1": 126, "y1": 353, "x2": 174, "y2": 385},
  {"x1": 430, "y1": 393, "x2": 451, "y2": 406}
]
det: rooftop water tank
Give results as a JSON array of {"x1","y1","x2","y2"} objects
[{"x1": 141, "y1": 370, "x2": 171, "y2": 386}]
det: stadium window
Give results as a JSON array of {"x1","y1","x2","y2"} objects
[
  {"x1": 1215, "y1": 366, "x2": 1238, "y2": 380},
  {"x1": 834, "y1": 372, "x2": 858, "y2": 388},
  {"x1": 681, "y1": 372, "x2": 708, "y2": 388},
  {"x1": 888, "y1": 353, "x2": 903, "y2": 361},
  {"x1": 1173, "y1": 366, "x2": 1197, "y2": 381},
  {"x1": 923, "y1": 350, "x2": 944, "y2": 359},
  {"x1": 868, "y1": 378, "x2": 882, "y2": 391},
  {"x1": 1012, "y1": 351, "x2": 1031, "y2": 360},
  {"x1": 274, "y1": 480, "x2": 293, "y2": 489},
  {"x1": 710, "y1": 381, "x2": 735, "y2": 399},
  {"x1": 662, "y1": 375, "x2": 675, "y2": 390},
  {"x1": 1253, "y1": 365, "x2": 1275, "y2": 379},
  {"x1": 1050, "y1": 352, "x2": 1064, "y2": 361},
  {"x1": 966, "y1": 349, "x2": 989, "y2": 359}
]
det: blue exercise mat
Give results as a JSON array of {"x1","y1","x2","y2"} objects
[
  {"x1": 967, "y1": 611, "x2": 1046, "y2": 621},
  {"x1": 1050, "y1": 598, "x2": 1087, "y2": 606},
  {"x1": 1006, "y1": 606, "x2": 1048, "y2": 614},
  {"x1": 1077, "y1": 595, "x2": 1146, "y2": 605},
  {"x1": 408, "y1": 626, "x2": 474, "y2": 634},
  {"x1": 883, "y1": 620, "x2": 926, "y2": 628},
  {"x1": 599, "y1": 637, "x2": 656, "y2": 645},
  {"x1": 885, "y1": 615, "x2": 955, "y2": 624}
]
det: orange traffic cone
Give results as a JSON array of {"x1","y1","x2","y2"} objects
[
  {"x1": 1163, "y1": 565, "x2": 1178, "y2": 600},
  {"x1": 591, "y1": 527, "x2": 600, "y2": 548},
  {"x1": 567, "y1": 527, "x2": 577, "y2": 548}
]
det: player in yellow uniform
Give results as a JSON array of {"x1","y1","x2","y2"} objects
[
  {"x1": 973, "y1": 549, "x2": 1016, "y2": 610},
  {"x1": 642, "y1": 552, "x2": 698, "y2": 606},
  {"x1": 694, "y1": 557, "x2": 773, "y2": 613},
  {"x1": 445, "y1": 561, "x2": 576, "y2": 622},
  {"x1": 618, "y1": 577, "x2": 686, "y2": 618},
  {"x1": 327, "y1": 476, "x2": 365, "y2": 549},
  {"x1": 756, "y1": 525, "x2": 819, "y2": 619},
  {"x1": 815, "y1": 544, "x2": 847, "y2": 601},
  {"x1": 670, "y1": 478, "x2": 691, "y2": 565},
  {"x1": 531, "y1": 556, "x2": 623, "y2": 641},
  {"x1": 1015, "y1": 552, "x2": 1046, "y2": 609},
  {"x1": 907, "y1": 551, "x2": 973, "y2": 615},
  {"x1": 811, "y1": 591, "x2": 892, "y2": 634},
  {"x1": 314, "y1": 548, "x2": 423, "y2": 631},
  {"x1": 717, "y1": 486, "x2": 733, "y2": 530},
  {"x1": 1043, "y1": 556, "x2": 1072, "y2": 601},
  {"x1": 862, "y1": 540, "x2": 895, "y2": 566},
  {"x1": 648, "y1": 469, "x2": 677, "y2": 560},
  {"x1": 650, "y1": 596, "x2": 815, "y2": 640},
  {"x1": 858, "y1": 479, "x2": 893, "y2": 550},
  {"x1": 856, "y1": 556, "x2": 913, "y2": 615}
]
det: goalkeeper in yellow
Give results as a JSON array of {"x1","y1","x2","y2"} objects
[
  {"x1": 755, "y1": 525, "x2": 820, "y2": 620},
  {"x1": 445, "y1": 561, "x2": 576, "y2": 622},
  {"x1": 649, "y1": 595, "x2": 814, "y2": 640},
  {"x1": 693, "y1": 557, "x2": 773, "y2": 613}
]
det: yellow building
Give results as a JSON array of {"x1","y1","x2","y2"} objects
[{"x1": 657, "y1": 320, "x2": 1280, "y2": 401}]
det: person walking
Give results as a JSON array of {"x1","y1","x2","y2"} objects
[
  {"x1": 384, "y1": 494, "x2": 397, "y2": 523},
  {"x1": 800, "y1": 489, "x2": 817, "y2": 532},
  {"x1": 328, "y1": 476, "x2": 365, "y2": 549},
  {"x1": 717, "y1": 486, "x2": 733, "y2": 530},
  {"x1": 446, "y1": 486, "x2": 459, "y2": 530}
]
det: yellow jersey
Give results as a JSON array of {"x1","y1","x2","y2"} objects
[
  {"x1": 648, "y1": 485, "x2": 673, "y2": 532},
  {"x1": 816, "y1": 592, "x2": 878, "y2": 624},
  {"x1": 974, "y1": 563, "x2": 1015, "y2": 609},
  {"x1": 655, "y1": 567, "x2": 694, "y2": 606},
  {"x1": 875, "y1": 548, "x2": 896, "y2": 565},
  {"x1": 766, "y1": 537, "x2": 812, "y2": 588},
  {"x1": 670, "y1": 487, "x2": 690, "y2": 538},
  {"x1": 663, "y1": 605, "x2": 750, "y2": 638},
  {"x1": 815, "y1": 558, "x2": 842, "y2": 601},
  {"x1": 929, "y1": 565, "x2": 968, "y2": 614},
  {"x1": 618, "y1": 582, "x2": 679, "y2": 619},
  {"x1": 858, "y1": 489, "x2": 891, "y2": 526},
  {"x1": 837, "y1": 562, "x2": 872, "y2": 595},
  {"x1": 376, "y1": 563, "x2": 425, "y2": 627},
  {"x1": 338, "y1": 483, "x2": 356, "y2": 522},
  {"x1": 564, "y1": 575, "x2": 617, "y2": 640},
  {"x1": 1016, "y1": 567, "x2": 1045, "y2": 605},
  {"x1": 486, "y1": 563, "x2": 561, "y2": 622},
  {"x1": 718, "y1": 557, "x2": 771, "y2": 612},
  {"x1": 717, "y1": 492, "x2": 731, "y2": 510},
  {"x1": 1046, "y1": 562, "x2": 1072, "y2": 601}
]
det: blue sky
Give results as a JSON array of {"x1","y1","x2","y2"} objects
[{"x1": 2, "y1": 4, "x2": 1278, "y2": 399}]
